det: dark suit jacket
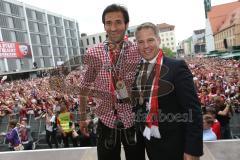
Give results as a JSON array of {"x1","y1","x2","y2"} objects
[{"x1": 132, "y1": 56, "x2": 203, "y2": 158}]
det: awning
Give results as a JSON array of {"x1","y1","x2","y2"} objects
[{"x1": 220, "y1": 52, "x2": 240, "y2": 59}]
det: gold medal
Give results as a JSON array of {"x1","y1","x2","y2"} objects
[{"x1": 116, "y1": 80, "x2": 124, "y2": 90}]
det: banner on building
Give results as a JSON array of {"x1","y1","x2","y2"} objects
[{"x1": 0, "y1": 41, "x2": 31, "y2": 59}]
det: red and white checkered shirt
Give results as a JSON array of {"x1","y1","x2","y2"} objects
[{"x1": 79, "y1": 40, "x2": 140, "y2": 129}]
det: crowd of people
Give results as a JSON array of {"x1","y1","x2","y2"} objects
[
  {"x1": 0, "y1": 58, "x2": 238, "y2": 151},
  {"x1": 0, "y1": 73, "x2": 98, "y2": 151},
  {"x1": 188, "y1": 57, "x2": 240, "y2": 140},
  {"x1": 0, "y1": 58, "x2": 239, "y2": 152}
]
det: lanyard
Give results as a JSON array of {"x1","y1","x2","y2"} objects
[
  {"x1": 103, "y1": 40, "x2": 126, "y2": 74},
  {"x1": 103, "y1": 40, "x2": 126, "y2": 118}
]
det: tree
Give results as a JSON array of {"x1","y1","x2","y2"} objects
[{"x1": 162, "y1": 47, "x2": 176, "y2": 58}]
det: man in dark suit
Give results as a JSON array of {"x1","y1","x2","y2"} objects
[{"x1": 132, "y1": 22, "x2": 203, "y2": 160}]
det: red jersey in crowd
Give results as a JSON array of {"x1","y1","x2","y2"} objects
[{"x1": 211, "y1": 119, "x2": 221, "y2": 139}]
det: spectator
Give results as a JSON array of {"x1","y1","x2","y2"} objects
[
  {"x1": 5, "y1": 119, "x2": 24, "y2": 151},
  {"x1": 19, "y1": 119, "x2": 34, "y2": 150},
  {"x1": 45, "y1": 108, "x2": 58, "y2": 148},
  {"x1": 203, "y1": 114, "x2": 217, "y2": 141},
  {"x1": 57, "y1": 101, "x2": 78, "y2": 148},
  {"x1": 206, "y1": 107, "x2": 221, "y2": 139}
]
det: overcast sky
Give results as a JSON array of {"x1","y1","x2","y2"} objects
[{"x1": 19, "y1": 0, "x2": 236, "y2": 42}]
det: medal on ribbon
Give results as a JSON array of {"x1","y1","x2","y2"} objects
[{"x1": 139, "y1": 92, "x2": 144, "y2": 105}]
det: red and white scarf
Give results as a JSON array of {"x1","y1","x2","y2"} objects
[{"x1": 143, "y1": 49, "x2": 163, "y2": 140}]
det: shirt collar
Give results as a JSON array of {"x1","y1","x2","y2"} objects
[{"x1": 142, "y1": 51, "x2": 160, "y2": 64}]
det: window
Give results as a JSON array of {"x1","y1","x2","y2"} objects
[
  {"x1": 53, "y1": 47, "x2": 60, "y2": 56},
  {"x1": 41, "y1": 46, "x2": 50, "y2": 56},
  {"x1": 40, "y1": 35, "x2": 48, "y2": 44},
  {"x1": 51, "y1": 36, "x2": 57, "y2": 46},
  {"x1": 86, "y1": 38, "x2": 89, "y2": 45},
  {"x1": 10, "y1": 3, "x2": 20, "y2": 16},
  {"x1": 13, "y1": 17, "x2": 24, "y2": 30},
  {"x1": 99, "y1": 36, "x2": 102, "y2": 42},
  {"x1": 73, "y1": 48, "x2": 78, "y2": 55},
  {"x1": 50, "y1": 26, "x2": 57, "y2": 35},
  {"x1": 26, "y1": 9, "x2": 33, "y2": 19},
  {"x1": 15, "y1": 31, "x2": 27, "y2": 43},
  {"x1": 54, "y1": 17, "x2": 61, "y2": 25},
  {"x1": 64, "y1": 20, "x2": 69, "y2": 28},
  {"x1": 29, "y1": 22, "x2": 39, "y2": 32},
  {"x1": 47, "y1": 15, "x2": 53, "y2": 24},
  {"x1": 36, "y1": 11, "x2": 45, "y2": 22},
  {"x1": 65, "y1": 29, "x2": 70, "y2": 37},
  {"x1": 57, "y1": 37, "x2": 64, "y2": 46},
  {"x1": 70, "y1": 30, "x2": 76, "y2": 38},
  {"x1": 31, "y1": 34, "x2": 40, "y2": 44},
  {"x1": 0, "y1": 14, "x2": 8, "y2": 27},
  {"x1": 38, "y1": 23, "x2": 46, "y2": 33},
  {"x1": 0, "y1": 0, "x2": 5, "y2": 12},
  {"x1": 56, "y1": 27, "x2": 63, "y2": 36},
  {"x1": 43, "y1": 57, "x2": 52, "y2": 67},
  {"x1": 68, "y1": 48, "x2": 73, "y2": 56},
  {"x1": 59, "y1": 47, "x2": 65, "y2": 56},
  {"x1": 69, "y1": 21, "x2": 74, "y2": 28},
  {"x1": 67, "y1": 38, "x2": 72, "y2": 46},
  {"x1": 93, "y1": 37, "x2": 96, "y2": 44},
  {"x1": 1, "y1": 29, "x2": 16, "y2": 41},
  {"x1": 72, "y1": 39, "x2": 77, "y2": 47},
  {"x1": 32, "y1": 46, "x2": 42, "y2": 56}
]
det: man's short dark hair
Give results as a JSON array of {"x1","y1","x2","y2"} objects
[
  {"x1": 102, "y1": 4, "x2": 129, "y2": 25},
  {"x1": 135, "y1": 22, "x2": 160, "y2": 38}
]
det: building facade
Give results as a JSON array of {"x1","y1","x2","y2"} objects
[
  {"x1": 205, "y1": 0, "x2": 240, "y2": 53},
  {"x1": 81, "y1": 23, "x2": 177, "y2": 53},
  {"x1": 80, "y1": 32, "x2": 106, "y2": 54},
  {"x1": 214, "y1": 8, "x2": 240, "y2": 51},
  {"x1": 158, "y1": 23, "x2": 177, "y2": 52},
  {"x1": 192, "y1": 29, "x2": 206, "y2": 54},
  {"x1": 0, "y1": 0, "x2": 83, "y2": 74}
]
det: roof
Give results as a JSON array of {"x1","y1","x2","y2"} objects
[
  {"x1": 218, "y1": 8, "x2": 240, "y2": 31},
  {"x1": 208, "y1": 1, "x2": 240, "y2": 34},
  {"x1": 157, "y1": 23, "x2": 175, "y2": 31},
  {"x1": 194, "y1": 29, "x2": 205, "y2": 35}
]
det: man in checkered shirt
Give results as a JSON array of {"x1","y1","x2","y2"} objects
[{"x1": 78, "y1": 4, "x2": 141, "y2": 160}]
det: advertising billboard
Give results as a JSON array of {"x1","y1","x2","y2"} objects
[{"x1": 0, "y1": 41, "x2": 31, "y2": 59}]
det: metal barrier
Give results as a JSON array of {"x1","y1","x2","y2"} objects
[{"x1": 0, "y1": 140, "x2": 240, "y2": 160}]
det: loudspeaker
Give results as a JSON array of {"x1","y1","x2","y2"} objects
[{"x1": 223, "y1": 39, "x2": 228, "y2": 49}]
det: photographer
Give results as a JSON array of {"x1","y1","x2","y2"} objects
[{"x1": 214, "y1": 96, "x2": 233, "y2": 139}]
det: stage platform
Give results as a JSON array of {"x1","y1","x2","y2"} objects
[{"x1": 0, "y1": 140, "x2": 240, "y2": 160}]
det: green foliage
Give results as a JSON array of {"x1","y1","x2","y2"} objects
[{"x1": 162, "y1": 47, "x2": 176, "y2": 58}]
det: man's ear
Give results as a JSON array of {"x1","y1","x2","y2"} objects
[
  {"x1": 158, "y1": 37, "x2": 161, "y2": 45},
  {"x1": 125, "y1": 23, "x2": 129, "y2": 30},
  {"x1": 104, "y1": 24, "x2": 106, "y2": 31}
]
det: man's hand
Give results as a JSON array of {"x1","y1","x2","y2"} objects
[
  {"x1": 184, "y1": 153, "x2": 200, "y2": 160},
  {"x1": 79, "y1": 120, "x2": 90, "y2": 137}
]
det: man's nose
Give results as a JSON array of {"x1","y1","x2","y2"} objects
[
  {"x1": 143, "y1": 42, "x2": 149, "y2": 48},
  {"x1": 110, "y1": 23, "x2": 117, "y2": 31}
]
